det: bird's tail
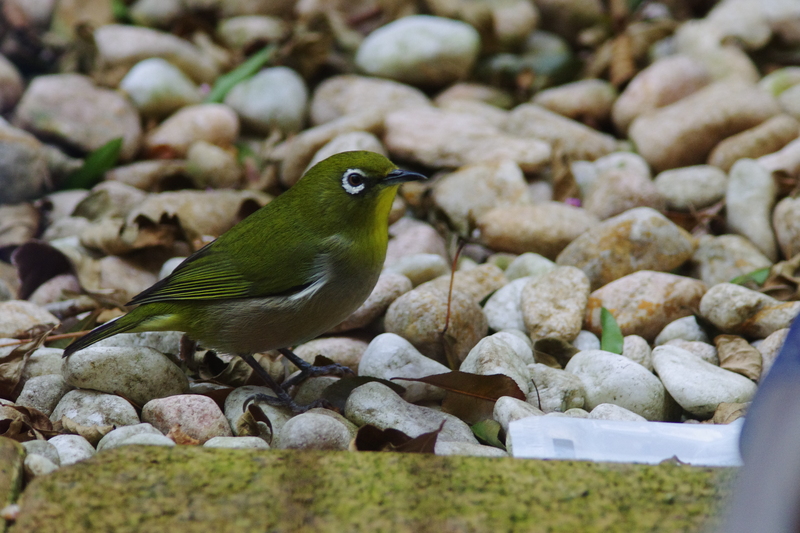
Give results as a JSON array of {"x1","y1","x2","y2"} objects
[{"x1": 63, "y1": 313, "x2": 138, "y2": 358}]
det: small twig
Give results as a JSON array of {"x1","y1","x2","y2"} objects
[
  {"x1": 0, "y1": 330, "x2": 92, "y2": 349},
  {"x1": 441, "y1": 237, "x2": 465, "y2": 370}
]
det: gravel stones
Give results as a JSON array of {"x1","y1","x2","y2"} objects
[
  {"x1": 460, "y1": 334, "x2": 532, "y2": 395},
  {"x1": 629, "y1": 80, "x2": 780, "y2": 172},
  {"x1": 96, "y1": 423, "x2": 163, "y2": 451},
  {"x1": 119, "y1": 58, "x2": 201, "y2": 117},
  {"x1": 565, "y1": 350, "x2": 674, "y2": 421},
  {"x1": 432, "y1": 159, "x2": 529, "y2": 235},
  {"x1": 0, "y1": 300, "x2": 58, "y2": 338},
  {"x1": 144, "y1": 103, "x2": 239, "y2": 157},
  {"x1": 477, "y1": 202, "x2": 598, "y2": 259},
  {"x1": 699, "y1": 283, "x2": 800, "y2": 338},
  {"x1": 527, "y1": 363, "x2": 586, "y2": 413},
  {"x1": 0, "y1": 121, "x2": 50, "y2": 203},
  {"x1": 309, "y1": 75, "x2": 430, "y2": 125},
  {"x1": 355, "y1": 15, "x2": 480, "y2": 87},
  {"x1": 14, "y1": 74, "x2": 142, "y2": 160},
  {"x1": 15, "y1": 375, "x2": 69, "y2": 416},
  {"x1": 51, "y1": 390, "x2": 139, "y2": 427},
  {"x1": 585, "y1": 271, "x2": 707, "y2": 342},
  {"x1": 384, "y1": 282, "x2": 488, "y2": 364},
  {"x1": 358, "y1": 333, "x2": 450, "y2": 403},
  {"x1": 483, "y1": 277, "x2": 530, "y2": 332},
  {"x1": 384, "y1": 107, "x2": 551, "y2": 171},
  {"x1": 652, "y1": 345, "x2": 757, "y2": 418},
  {"x1": 274, "y1": 410, "x2": 355, "y2": 451},
  {"x1": 93, "y1": 24, "x2": 220, "y2": 84},
  {"x1": 708, "y1": 114, "x2": 800, "y2": 171},
  {"x1": 612, "y1": 55, "x2": 711, "y2": 134},
  {"x1": 142, "y1": 394, "x2": 232, "y2": 443},
  {"x1": 520, "y1": 266, "x2": 590, "y2": 342},
  {"x1": 345, "y1": 382, "x2": 479, "y2": 444},
  {"x1": 691, "y1": 234, "x2": 773, "y2": 287},
  {"x1": 506, "y1": 104, "x2": 621, "y2": 161},
  {"x1": 773, "y1": 195, "x2": 800, "y2": 259},
  {"x1": 48, "y1": 435, "x2": 95, "y2": 465},
  {"x1": 557, "y1": 207, "x2": 696, "y2": 290},
  {"x1": 726, "y1": 158, "x2": 778, "y2": 260},
  {"x1": 63, "y1": 346, "x2": 189, "y2": 406},
  {"x1": 224, "y1": 67, "x2": 308, "y2": 134},
  {"x1": 654, "y1": 165, "x2": 727, "y2": 211},
  {"x1": 655, "y1": 316, "x2": 710, "y2": 346}
]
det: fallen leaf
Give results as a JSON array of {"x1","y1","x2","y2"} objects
[
  {"x1": 395, "y1": 372, "x2": 525, "y2": 426},
  {"x1": 62, "y1": 138, "x2": 123, "y2": 190},
  {"x1": 715, "y1": 335, "x2": 762, "y2": 381},
  {"x1": 58, "y1": 416, "x2": 114, "y2": 446},
  {"x1": 471, "y1": 419, "x2": 506, "y2": 450},
  {"x1": 533, "y1": 338, "x2": 579, "y2": 368},
  {"x1": 351, "y1": 422, "x2": 442, "y2": 454},
  {"x1": 712, "y1": 402, "x2": 749, "y2": 425},
  {"x1": 205, "y1": 45, "x2": 276, "y2": 103},
  {"x1": 0, "y1": 323, "x2": 56, "y2": 400},
  {"x1": 0, "y1": 405, "x2": 56, "y2": 442},
  {"x1": 392, "y1": 372, "x2": 525, "y2": 401},
  {"x1": 600, "y1": 307, "x2": 624, "y2": 355},
  {"x1": 11, "y1": 240, "x2": 74, "y2": 300},
  {"x1": 0, "y1": 203, "x2": 39, "y2": 250},
  {"x1": 166, "y1": 425, "x2": 200, "y2": 445}
]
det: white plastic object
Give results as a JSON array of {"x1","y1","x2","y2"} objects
[{"x1": 508, "y1": 416, "x2": 743, "y2": 466}]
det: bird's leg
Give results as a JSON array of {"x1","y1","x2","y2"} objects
[
  {"x1": 278, "y1": 347, "x2": 354, "y2": 390},
  {"x1": 238, "y1": 353, "x2": 333, "y2": 414}
]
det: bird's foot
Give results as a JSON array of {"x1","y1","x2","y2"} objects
[
  {"x1": 279, "y1": 348, "x2": 354, "y2": 390},
  {"x1": 243, "y1": 393, "x2": 334, "y2": 414}
]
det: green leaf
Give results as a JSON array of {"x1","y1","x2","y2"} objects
[
  {"x1": 111, "y1": 0, "x2": 131, "y2": 22},
  {"x1": 730, "y1": 267, "x2": 771, "y2": 286},
  {"x1": 205, "y1": 45, "x2": 276, "y2": 103},
  {"x1": 62, "y1": 137, "x2": 123, "y2": 190},
  {"x1": 600, "y1": 307, "x2": 624, "y2": 355},
  {"x1": 471, "y1": 419, "x2": 506, "y2": 450}
]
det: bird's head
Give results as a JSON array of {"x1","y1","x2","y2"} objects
[{"x1": 297, "y1": 150, "x2": 427, "y2": 225}]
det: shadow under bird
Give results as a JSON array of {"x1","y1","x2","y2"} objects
[{"x1": 63, "y1": 151, "x2": 426, "y2": 412}]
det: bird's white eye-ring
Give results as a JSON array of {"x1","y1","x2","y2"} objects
[{"x1": 342, "y1": 169, "x2": 366, "y2": 195}]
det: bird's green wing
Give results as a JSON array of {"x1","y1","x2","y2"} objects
[{"x1": 127, "y1": 218, "x2": 323, "y2": 306}]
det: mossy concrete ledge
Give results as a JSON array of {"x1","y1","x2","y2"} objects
[
  {"x1": 1, "y1": 438, "x2": 24, "y2": 533},
  {"x1": 10, "y1": 445, "x2": 735, "y2": 533}
]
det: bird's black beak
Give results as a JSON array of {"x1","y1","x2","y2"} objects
[{"x1": 384, "y1": 168, "x2": 427, "y2": 185}]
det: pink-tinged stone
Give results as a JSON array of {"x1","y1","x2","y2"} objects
[{"x1": 142, "y1": 395, "x2": 232, "y2": 443}]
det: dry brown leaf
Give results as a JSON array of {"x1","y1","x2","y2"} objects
[
  {"x1": 0, "y1": 404, "x2": 55, "y2": 442},
  {"x1": 124, "y1": 190, "x2": 271, "y2": 243},
  {"x1": 0, "y1": 203, "x2": 39, "y2": 249},
  {"x1": 11, "y1": 240, "x2": 74, "y2": 300},
  {"x1": 351, "y1": 422, "x2": 442, "y2": 454},
  {"x1": 79, "y1": 217, "x2": 179, "y2": 256},
  {"x1": 712, "y1": 402, "x2": 748, "y2": 425},
  {"x1": 533, "y1": 338, "x2": 579, "y2": 368},
  {"x1": 166, "y1": 425, "x2": 200, "y2": 445},
  {"x1": 396, "y1": 372, "x2": 525, "y2": 425},
  {"x1": 58, "y1": 416, "x2": 114, "y2": 446},
  {"x1": 0, "y1": 323, "x2": 57, "y2": 400},
  {"x1": 715, "y1": 335, "x2": 762, "y2": 382}
]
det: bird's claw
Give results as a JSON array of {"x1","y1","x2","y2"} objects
[
  {"x1": 281, "y1": 361, "x2": 354, "y2": 390},
  {"x1": 243, "y1": 393, "x2": 333, "y2": 414}
]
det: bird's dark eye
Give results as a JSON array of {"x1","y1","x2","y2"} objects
[
  {"x1": 341, "y1": 169, "x2": 367, "y2": 195},
  {"x1": 346, "y1": 172, "x2": 363, "y2": 187}
]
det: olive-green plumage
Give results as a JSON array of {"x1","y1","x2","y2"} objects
[{"x1": 64, "y1": 151, "x2": 426, "y2": 359}]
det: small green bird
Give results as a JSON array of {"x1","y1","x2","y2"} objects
[{"x1": 64, "y1": 151, "x2": 426, "y2": 411}]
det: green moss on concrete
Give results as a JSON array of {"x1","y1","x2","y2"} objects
[
  {"x1": 0, "y1": 438, "x2": 25, "y2": 533},
  {"x1": 11, "y1": 446, "x2": 735, "y2": 533}
]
